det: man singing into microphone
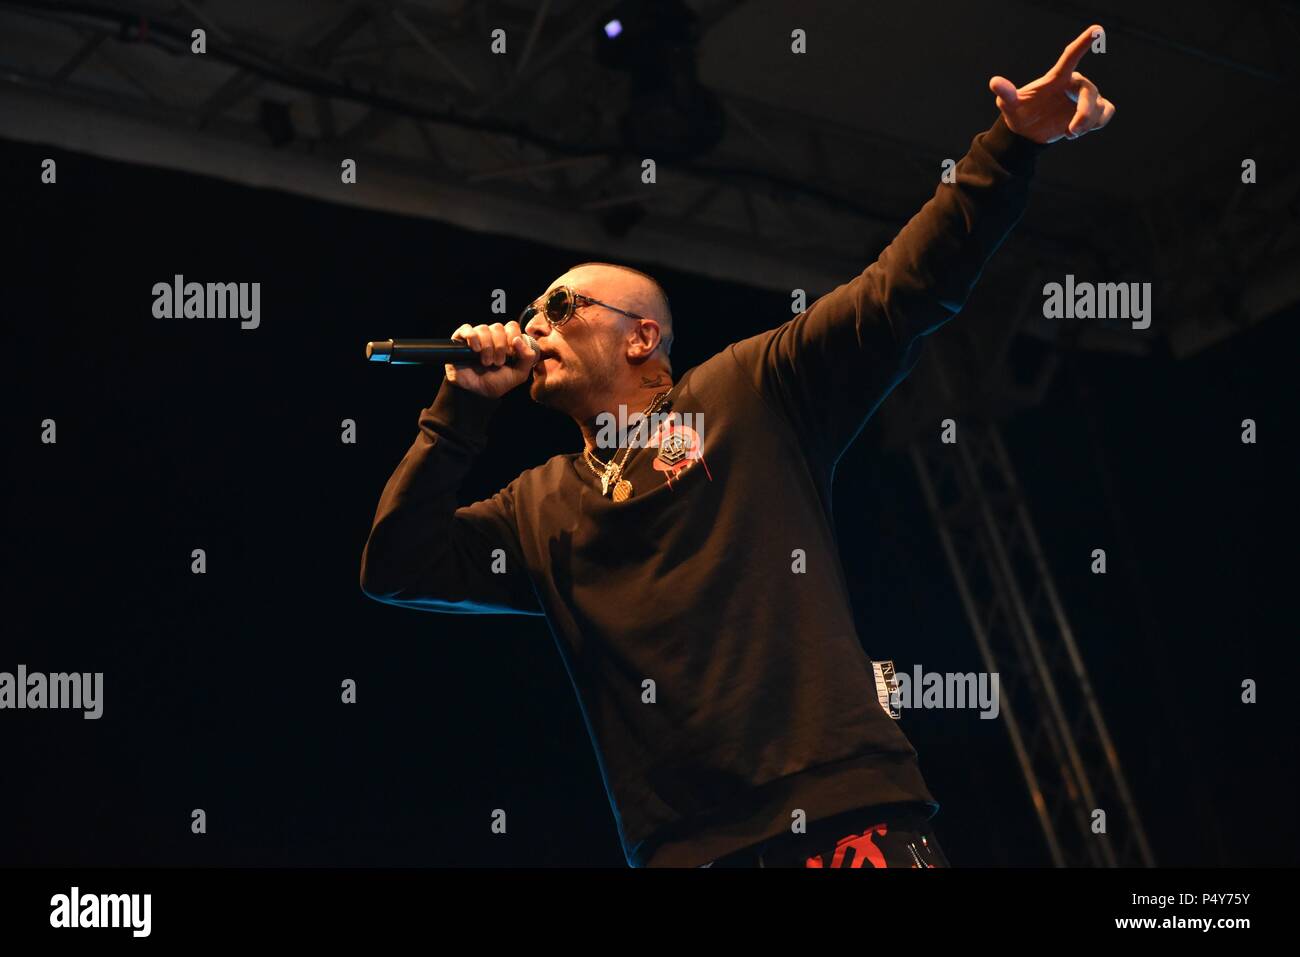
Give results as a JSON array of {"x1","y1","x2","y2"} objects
[{"x1": 360, "y1": 27, "x2": 1114, "y2": 868}]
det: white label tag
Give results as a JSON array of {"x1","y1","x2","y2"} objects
[{"x1": 873, "y1": 660, "x2": 902, "y2": 720}]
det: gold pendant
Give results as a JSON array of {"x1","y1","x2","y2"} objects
[
  {"x1": 612, "y1": 479, "x2": 633, "y2": 502},
  {"x1": 601, "y1": 462, "x2": 621, "y2": 496}
]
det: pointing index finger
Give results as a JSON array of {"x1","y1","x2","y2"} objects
[{"x1": 1051, "y1": 24, "x2": 1102, "y2": 78}]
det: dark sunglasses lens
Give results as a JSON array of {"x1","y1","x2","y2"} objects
[
  {"x1": 545, "y1": 288, "x2": 571, "y2": 324},
  {"x1": 519, "y1": 304, "x2": 538, "y2": 325}
]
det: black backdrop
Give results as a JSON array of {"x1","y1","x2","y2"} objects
[{"x1": 3, "y1": 136, "x2": 1295, "y2": 867}]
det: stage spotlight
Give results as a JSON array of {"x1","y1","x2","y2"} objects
[{"x1": 593, "y1": 0, "x2": 724, "y2": 161}]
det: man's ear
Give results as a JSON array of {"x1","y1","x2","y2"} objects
[{"x1": 626, "y1": 318, "x2": 662, "y2": 363}]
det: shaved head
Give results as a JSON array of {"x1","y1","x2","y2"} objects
[{"x1": 566, "y1": 262, "x2": 673, "y2": 357}]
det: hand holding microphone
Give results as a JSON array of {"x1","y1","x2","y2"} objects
[
  {"x1": 441, "y1": 322, "x2": 540, "y2": 399},
  {"x1": 365, "y1": 322, "x2": 541, "y2": 398}
]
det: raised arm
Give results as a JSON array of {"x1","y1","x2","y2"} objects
[{"x1": 730, "y1": 24, "x2": 1113, "y2": 465}]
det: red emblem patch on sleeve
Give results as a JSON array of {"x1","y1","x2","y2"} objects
[{"x1": 649, "y1": 413, "x2": 711, "y2": 489}]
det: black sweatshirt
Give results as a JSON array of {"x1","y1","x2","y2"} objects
[{"x1": 361, "y1": 115, "x2": 1049, "y2": 867}]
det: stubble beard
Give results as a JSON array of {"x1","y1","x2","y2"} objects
[
  {"x1": 529, "y1": 364, "x2": 582, "y2": 416},
  {"x1": 529, "y1": 357, "x2": 615, "y2": 422}
]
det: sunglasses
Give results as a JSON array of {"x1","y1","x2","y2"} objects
[{"x1": 518, "y1": 285, "x2": 645, "y2": 330}]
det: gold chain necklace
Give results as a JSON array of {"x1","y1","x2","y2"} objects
[{"x1": 582, "y1": 390, "x2": 670, "y2": 502}]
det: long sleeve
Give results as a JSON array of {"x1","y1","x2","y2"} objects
[
  {"x1": 729, "y1": 114, "x2": 1049, "y2": 466},
  {"x1": 359, "y1": 380, "x2": 543, "y2": 615}
]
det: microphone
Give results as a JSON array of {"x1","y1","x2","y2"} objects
[{"x1": 366, "y1": 336, "x2": 539, "y2": 365}]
